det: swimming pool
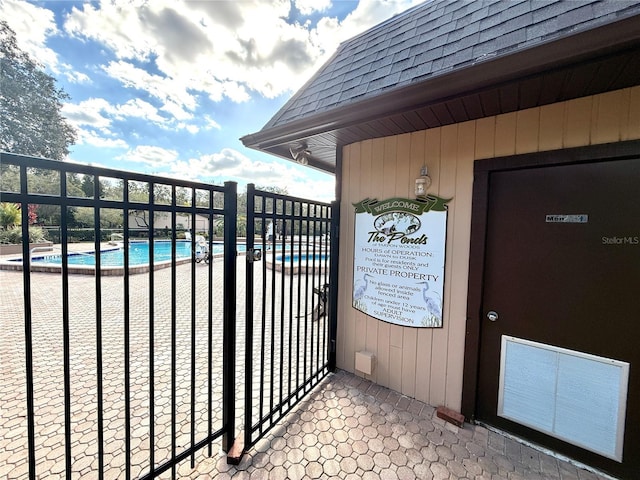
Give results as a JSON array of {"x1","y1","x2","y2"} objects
[
  {"x1": 267, "y1": 251, "x2": 330, "y2": 275},
  {"x1": 29, "y1": 240, "x2": 244, "y2": 267}
]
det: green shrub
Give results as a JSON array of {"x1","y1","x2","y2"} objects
[
  {"x1": 0, "y1": 203, "x2": 21, "y2": 228},
  {"x1": 0, "y1": 226, "x2": 48, "y2": 244}
]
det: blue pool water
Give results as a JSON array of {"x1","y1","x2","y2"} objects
[{"x1": 30, "y1": 241, "x2": 244, "y2": 267}]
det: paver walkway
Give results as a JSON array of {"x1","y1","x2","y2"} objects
[
  {"x1": 200, "y1": 369, "x2": 614, "y2": 480},
  {"x1": 0, "y1": 247, "x2": 614, "y2": 479}
]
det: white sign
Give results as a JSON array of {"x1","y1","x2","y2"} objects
[{"x1": 352, "y1": 196, "x2": 449, "y2": 328}]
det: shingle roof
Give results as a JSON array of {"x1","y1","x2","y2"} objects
[
  {"x1": 241, "y1": 0, "x2": 640, "y2": 173},
  {"x1": 262, "y1": 0, "x2": 640, "y2": 130}
]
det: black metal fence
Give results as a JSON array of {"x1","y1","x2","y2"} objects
[
  {"x1": 1, "y1": 152, "x2": 237, "y2": 479},
  {"x1": 243, "y1": 184, "x2": 338, "y2": 449}
]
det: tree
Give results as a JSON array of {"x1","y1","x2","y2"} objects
[
  {"x1": 71, "y1": 207, "x2": 123, "y2": 228},
  {"x1": 81, "y1": 175, "x2": 95, "y2": 198},
  {"x1": 0, "y1": 20, "x2": 76, "y2": 159}
]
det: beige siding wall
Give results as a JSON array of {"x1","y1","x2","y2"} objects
[{"x1": 337, "y1": 86, "x2": 640, "y2": 411}]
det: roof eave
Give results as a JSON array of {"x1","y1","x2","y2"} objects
[{"x1": 241, "y1": 13, "x2": 640, "y2": 172}]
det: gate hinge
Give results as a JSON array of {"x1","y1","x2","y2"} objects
[{"x1": 247, "y1": 248, "x2": 262, "y2": 263}]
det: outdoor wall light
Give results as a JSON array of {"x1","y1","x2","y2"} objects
[
  {"x1": 415, "y1": 165, "x2": 431, "y2": 197},
  {"x1": 290, "y1": 143, "x2": 311, "y2": 165}
]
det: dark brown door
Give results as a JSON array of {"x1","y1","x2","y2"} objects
[{"x1": 476, "y1": 158, "x2": 640, "y2": 478}]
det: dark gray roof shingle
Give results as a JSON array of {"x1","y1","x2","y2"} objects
[{"x1": 262, "y1": 0, "x2": 640, "y2": 130}]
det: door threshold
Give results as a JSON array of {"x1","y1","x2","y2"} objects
[{"x1": 474, "y1": 421, "x2": 620, "y2": 480}]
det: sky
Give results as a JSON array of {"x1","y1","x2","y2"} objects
[{"x1": 2, "y1": 0, "x2": 423, "y2": 201}]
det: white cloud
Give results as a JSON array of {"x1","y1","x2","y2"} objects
[
  {"x1": 220, "y1": 81, "x2": 251, "y2": 103},
  {"x1": 1, "y1": 0, "x2": 59, "y2": 69},
  {"x1": 62, "y1": 95, "x2": 206, "y2": 140},
  {"x1": 119, "y1": 145, "x2": 179, "y2": 167},
  {"x1": 288, "y1": 176, "x2": 335, "y2": 202},
  {"x1": 62, "y1": 67, "x2": 92, "y2": 84},
  {"x1": 75, "y1": 129, "x2": 129, "y2": 149},
  {"x1": 6, "y1": 0, "x2": 420, "y2": 113},
  {"x1": 62, "y1": 102, "x2": 128, "y2": 149},
  {"x1": 203, "y1": 116, "x2": 222, "y2": 131},
  {"x1": 158, "y1": 99, "x2": 194, "y2": 122},
  {"x1": 103, "y1": 60, "x2": 197, "y2": 120},
  {"x1": 63, "y1": 96, "x2": 196, "y2": 149},
  {"x1": 295, "y1": 0, "x2": 332, "y2": 16},
  {"x1": 164, "y1": 147, "x2": 335, "y2": 201},
  {"x1": 314, "y1": 0, "x2": 422, "y2": 52},
  {"x1": 55, "y1": 0, "x2": 421, "y2": 129},
  {"x1": 63, "y1": 1, "x2": 161, "y2": 61},
  {"x1": 59, "y1": 1, "x2": 332, "y2": 107},
  {"x1": 114, "y1": 99, "x2": 166, "y2": 124},
  {"x1": 62, "y1": 97, "x2": 167, "y2": 131},
  {"x1": 179, "y1": 148, "x2": 251, "y2": 178},
  {"x1": 176, "y1": 123, "x2": 200, "y2": 134},
  {"x1": 62, "y1": 98, "x2": 114, "y2": 132}
]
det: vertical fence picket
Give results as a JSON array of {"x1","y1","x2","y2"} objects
[
  {"x1": 19, "y1": 163, "x2": 36, "y2": 479},
  {"x1": 123, "y1": 177, "x2": 132, "y2": 480},
  {"x1": 93, "y1": 188, "x2": 105, "y2": 480},
  {"x1": 60, "y1": 172, "x2": 73, "y2": 480},
  {"x1": 207, "y1": 207, "x2": 214, "y2": 457},
  {"x1": 244, "y1": 184, "x2": 256, "y2": 450},
  {"x1": 189, "y1": 202, "x2": 196, "y2": 468},
  {"x1": 170, "y1": 190, "x2": 177, "y2": 480},
  {"x1": 222, "y1": 181, "x2": 237, "y2": 452},
  {"x1": 148, "y1": 189, "x2": 156, "y2": 478}
]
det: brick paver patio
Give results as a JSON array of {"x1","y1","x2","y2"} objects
[{"x1": 0, "y1": 246, "x2": 614, "y2": 479}]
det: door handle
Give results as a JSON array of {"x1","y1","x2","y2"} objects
[{"x1": 487, "y1": 311, "x2": 499, "y2": 322}]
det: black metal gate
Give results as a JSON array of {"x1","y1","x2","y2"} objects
[
  {"x1": 1, "y1": 153, "x2": 237, "y2": 479},
  {"x1": 243, "y1": 184, "x2": 338, "y2": 449},
  {"x1": 1, "y1": 154, "x2": 340, "y2": 477}
]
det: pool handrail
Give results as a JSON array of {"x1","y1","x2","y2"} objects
[
  {"x1": 30, "y1": 245, "x2": 55, "y2": 257},
  {"x1": 29, "y1": 245, "x2": 59, "y2": 272},
  {"x1": 109, "y1": 232, "x2": 124, "y2": 245}
]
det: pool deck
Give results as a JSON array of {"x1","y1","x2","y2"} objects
[
  {"x1": 0, "y1": 243, "x2": 615, "y2": 480},
  {"x1": 0, "y1": 241, "x2": 211, "y2": 275}
]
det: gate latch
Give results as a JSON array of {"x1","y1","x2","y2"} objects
[{"x1": 247, "y1": 248, "x2": 262, "y2": 263}]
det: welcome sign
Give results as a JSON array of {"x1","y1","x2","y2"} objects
[{"x1": 352, "y1": 196, "x2": 450, "y2": 328}]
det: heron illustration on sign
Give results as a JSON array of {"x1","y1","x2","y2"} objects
[
  {"x1": 418, "y1": 281, "x2": 442, "y2": 327},
  {"x1": 353, "y1": 274, "x2": 372, "y2": 310}
]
